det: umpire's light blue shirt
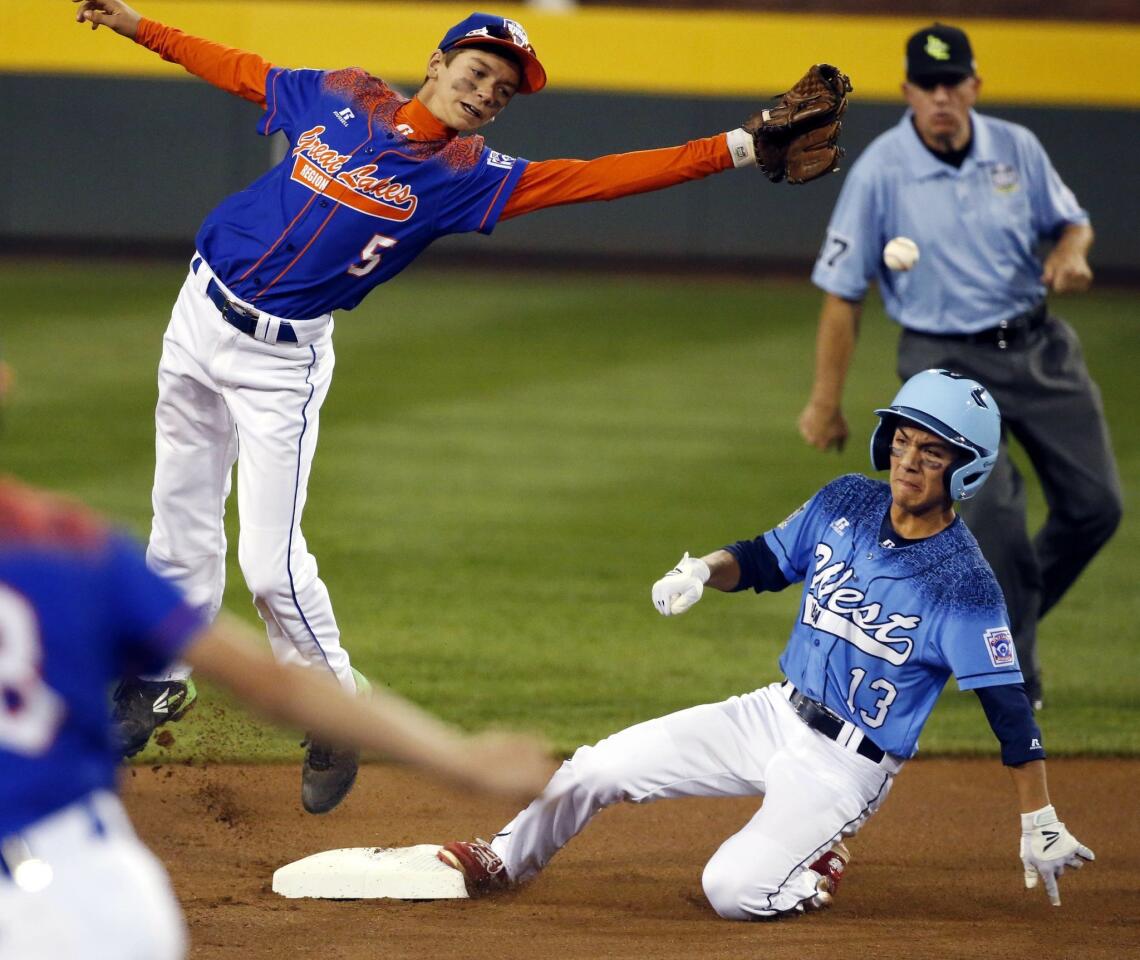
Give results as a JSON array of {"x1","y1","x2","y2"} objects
[{"x1": 811, "y1": 110, "x2": 1089, "y2": 335}]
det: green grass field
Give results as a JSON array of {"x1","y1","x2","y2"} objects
[{"x1": 3, "y1": 259, "x2": 1137, "y2": 759}]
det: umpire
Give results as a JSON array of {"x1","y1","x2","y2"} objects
[{"x1": 798, "y1": 23, "x2": 1122, "y2": 708}]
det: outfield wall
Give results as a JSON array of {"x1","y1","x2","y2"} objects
[{"x1": 3, "y1": 4, "x2": 1138, "y2": 273}]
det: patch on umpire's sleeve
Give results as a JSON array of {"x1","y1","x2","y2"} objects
[
  {"x1": 984, "y1": 627, "x2": 1016, "y2": 668},
  {"x1": 817, "y1": 231, "x2": 853, "y2": 270}
]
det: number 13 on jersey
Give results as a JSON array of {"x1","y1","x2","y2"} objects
[{"x1": 846, "y1": 667, "x2": 898, "y2": 729}]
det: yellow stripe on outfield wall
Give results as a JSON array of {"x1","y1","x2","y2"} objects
[{"x1": 7, "y1": 3, "x2": 1140, "y2": 106}]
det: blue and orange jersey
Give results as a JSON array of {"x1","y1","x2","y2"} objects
[
  {"x1": 0, "y1": 480, "x2": 204, "y2": 835},
  {"x1": 135, "y1": 21, "x2": 733, "y2": 320}
]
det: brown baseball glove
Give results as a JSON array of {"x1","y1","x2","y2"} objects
[{"x1": 743, "y1": 64, "x2": 853, "y2": 184}]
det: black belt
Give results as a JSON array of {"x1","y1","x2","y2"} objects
[
  {"x1": 917, "y1": 302, "x2": 1047, "y2": 350},
  {"x1": 785, "y1": 684, "x2": 886, "y2": 763},
  {"x1": 191, "y1": 257, "x2": 298, "y2": 344}
]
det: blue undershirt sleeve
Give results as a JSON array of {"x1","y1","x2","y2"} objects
[
  {"x1": 975, "y1": 683, "x2": 1046, "y2": 767},
  {"x1": 724, "y1": 537, "x2": 791, "y2": 594}
]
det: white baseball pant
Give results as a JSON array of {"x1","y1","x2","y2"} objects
[
  {"x1": 490, "y1": 681, "x2": 901, "y2": 918},
  {"x1": 144, "y1": 257, "x2": 354, "y2": 690},
  {"x1": 0, "y1": 791, "x2": 185, "y2": 960}
]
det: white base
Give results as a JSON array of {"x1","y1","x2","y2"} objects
[{"x1": 272, "y1": 844, "x2": 469, "y2": 900}]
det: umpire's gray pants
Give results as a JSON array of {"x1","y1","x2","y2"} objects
[{"x1": 897, "y1": 312, "x2": 1122, "y2": 695}]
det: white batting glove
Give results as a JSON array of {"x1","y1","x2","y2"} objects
[
  {"x1": 1019, "y1": 805, "x2": 1095, "y2": 906},
  {"x1": 651, "y1": 552, "x2": 711, "y2": 616}
]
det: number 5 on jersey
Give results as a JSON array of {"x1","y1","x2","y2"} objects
[{"x1": 348, "y1": 233, "x2": 398, "y2": 277}]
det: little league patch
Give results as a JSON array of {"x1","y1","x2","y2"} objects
[{"x1": 984, "y1": 627, "x2": 1016, "y2": 667}]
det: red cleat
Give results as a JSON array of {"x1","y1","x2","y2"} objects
[
  {"x1": 437, "y1": 839, "x2": 510, "y2": 895},
  {"x1": 806, "y1": 841, "x2": 850, "y2": 909}
]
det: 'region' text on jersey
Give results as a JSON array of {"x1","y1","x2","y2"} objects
[
  {"x1": 763, "y1": 474, "x2": 1021, "y2": 758},
  {"x1": 194, "y1": 68, "x2": 530, "y2": 319}
]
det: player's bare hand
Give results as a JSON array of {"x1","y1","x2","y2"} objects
[
  {"x1": 652, "y1": 552, "x2": 710, "y2": 616},
  {"x1": 798, "y1": 400, "x2": 848, "y2": 452},
  {"x1": 1019, "y1": 805, "x2": 1095, "y2": 906},
  {"x1": 73, "y1": 0, "x2": 141, "y2": 40},
  {"x1": 1041, "y1": 248, "x2": 1092, "y2": 295},
  {"x1": 451, "y1": 732, "x2": 557, "y2": 802}
]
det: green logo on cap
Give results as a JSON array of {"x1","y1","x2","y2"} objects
[{"x1": 924, "y1": 34, "x2": 952, "y2": 61}]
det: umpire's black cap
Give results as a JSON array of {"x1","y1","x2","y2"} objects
[{"x1": 905, "y1": 23, "x2": 976, "y2": 84}]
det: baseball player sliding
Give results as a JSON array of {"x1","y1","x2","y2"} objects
[
  {"x1": 72, "y1": 0, "x2": 850, "y2": 814},
  {"x1": 438, "y1": 370, "x2": 1094, "y2": 918}
]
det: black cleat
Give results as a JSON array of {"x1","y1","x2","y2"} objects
[
  {"x1": 301, "y1": 736, "x2": 359, "y2": 814},
  {"x1": 111, "y1": 678, "x2": 198, "y2": 758}
]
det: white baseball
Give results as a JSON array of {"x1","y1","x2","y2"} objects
[{"x1": 883, "y1": 236, "x2": 920, "y2": 271}]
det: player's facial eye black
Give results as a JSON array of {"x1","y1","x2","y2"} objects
[{"x1": 889, "y1": 439, "x2": 951, "y2": 471}]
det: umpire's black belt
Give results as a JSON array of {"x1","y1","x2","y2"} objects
[
  {"x1": 914, "y1": 301, "x2": 1047, "y2": 350},
  {"x1": 191, "y1": 256, "x2": 298, "y2": 344},
  {"x1": 782, "y1": 681, "x2": 886, "y2": 763}
]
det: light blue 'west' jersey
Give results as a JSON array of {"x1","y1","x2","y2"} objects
[
  {"x1": 765, "y1": 474, "x2": 1021, "y2": 758},
  {"x1": 811, "y1": 111, "x2": 1088, "y2": 335}
]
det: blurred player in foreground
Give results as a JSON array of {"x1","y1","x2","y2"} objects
[
  {"x1": 72, "y1": 0, "x2": 848, "y2": 813},
  {"x1": 439, "y1": 370, "x2": 1093, "y2": 918},
  {"x1": 798, "y1": 23, "x2": 1122, "y2": 709},
  {"x1": 0, "y1": 474, "x2": 553, "y2": 959}
]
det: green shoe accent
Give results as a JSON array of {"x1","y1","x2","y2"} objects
[
  {"x1": 350, "y1": 668, "x2": 372, "y2": 697},
  {"x1": 170, "y1": 678, "x2": 198, "y2": 721},
  {"x1": 111, "y1": 677, "x2": 199, "y2": 757}
]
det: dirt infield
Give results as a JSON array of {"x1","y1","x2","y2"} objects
[{"x1": 122, "y1": 759, "x2": 1138, "y2": 960}]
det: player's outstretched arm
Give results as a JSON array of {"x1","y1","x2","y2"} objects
[
  {"x1": 74, "y1": 0, "x2": 141, "y2": 40},
  {"x1": 75, "y1": 0, "x2": 271, "y2": 105},
  {"x1": 1008, "y1": 760, "x2": 1095, "y2": 906},
  {"x1": 183, "y1": 613, "x2": 556, "y2": 802},
  {"x1": 651, "y1": 549, "x2": 740, "y2": 616},
  {"x1": 501, "y1": 64, "x2": 852, "y2": 221}
]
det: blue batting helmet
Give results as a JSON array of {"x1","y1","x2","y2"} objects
[{"x1": 870, "y1": 369, "x2": 1001, "y2": 501}]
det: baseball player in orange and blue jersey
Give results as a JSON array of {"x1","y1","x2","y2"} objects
[
  {"x1": 0, "y1": 482, "x2": 196, "y2": 960},
  {"x1": 0, "y1": 474, "x2": 552, "y2": 959},
  {"x1": 72, "y1": 0, "x2": 828, "y2": 814}
]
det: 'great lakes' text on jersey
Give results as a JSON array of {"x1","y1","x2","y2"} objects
[{"x1": 196, "y1": 68, "x2": 530, "y2": 319}]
